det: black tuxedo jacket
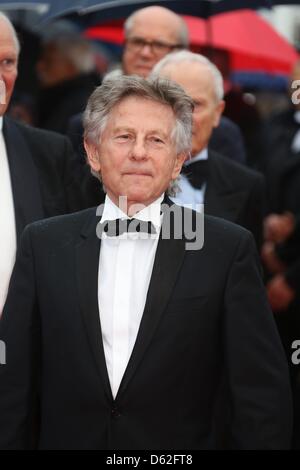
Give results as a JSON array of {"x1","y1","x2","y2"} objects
[
  {"x1": 205, "y1": 149, "x2": 265, "y2": 248},
  {"x1": 2, "y1": 116, "x2": 102, "y2": 243},
  {"x1": 265, "y1": 143, "x2": 300, "y2": 216},
  {"x1": 0, "y1": 202, "x2": 292, "y2": 450},
  {"x1": 210, "y1": 116, "x2": 246, "y2": 165}
]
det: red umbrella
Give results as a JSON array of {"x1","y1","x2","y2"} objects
[{"x1": 84, "y1": 9, "x2": 299, "y2": 75}]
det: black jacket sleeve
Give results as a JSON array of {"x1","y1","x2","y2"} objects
[
  {"x1": 224, "y1": 231, "x2": 293, "y2": 449},
  {"x1": 0, "y1": 226, "x2": 40, "y2": 449}
]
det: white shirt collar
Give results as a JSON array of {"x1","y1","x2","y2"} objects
[
  {"x1": 184, "y1": 148, "x2": 208, "y2": 167},
  {"x1": 0, "y1": 117, "x2": 3, "y2": 132},
  {"x1": 100, "y1": 193, "x2": 164, "y2": 231}
]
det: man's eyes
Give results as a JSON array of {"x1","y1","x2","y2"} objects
[
  {"x1": 2, "y1": 59, "x2": 16, "y2": 65},
  {"x1": 115, "y1": 134, "x2": 131, "y2": 140},
  {"x1": 114, "y1": 135, "x2": 165, "y2": 144},
  {"x1": 193, "y1": 100, "x2": 204, "y2": 109},
  {"x1": 149, "y1": 136, "x2": 165, "y2": 144},
  {"x1": 1, "y1": 59, "x2": 17, "y2": 70}
]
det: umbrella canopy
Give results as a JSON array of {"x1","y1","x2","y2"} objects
[
  {"x1": 188, "y1": 10, "x2": 299, "y2": 75},
  {"x1": 50, "y1": 0, "x2": 300, "y2": 27},
  {"x1": 21, "y1": 1, "x2": 273, "y2": 26},
  {"x1": 85, "y1": 10, "x2": 299, "y2": 75},
  {"x1": 2, "y1": 1, "x2": 299, "y2": 26}
]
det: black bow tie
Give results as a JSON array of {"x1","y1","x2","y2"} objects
[
  {"x1": 100, "y1": 218, "x2": 157, "y2": 237},
  {"x1": 181, "y1": 159, "x2": 209, "y2": 189}
]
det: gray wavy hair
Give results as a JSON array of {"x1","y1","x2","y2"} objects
[{"x1": 83, "y1": 73, "x2": 193, "y2": 196}]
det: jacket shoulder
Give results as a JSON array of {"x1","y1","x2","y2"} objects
[
  {"x1": 11, "y1": 119, "x2": 70, "y2": 147},
  {"x1": 210, "y1": 149, "x2": 264, "y2": 184},
  {"x1": 24, "y1": 207, "x2": 97, "y2": 244},
  {"x1": 204, "y1": 213, "x2": 252, "y2": 242}
]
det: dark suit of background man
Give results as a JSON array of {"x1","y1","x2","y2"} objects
[
  {"x1": 261, "y1": 62, "x2": 300, "y2": 448},
  {"x1": 0, "y1": 13, "x2": 100, "y2": 315},
  {"x1": 0, "y1": 74, "x2": 292, "y2": 450},
  {"x1": 152, "y1": 50, "x2": 265, "y2": 248}
]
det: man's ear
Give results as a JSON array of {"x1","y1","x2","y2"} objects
[
  {"x1": 84, "y1": 140, "x2": 101, "y2": 173},
  {"x1": 172, "y1": 152, "x2": 187, "y2": 179},
  {"x1": 213, "y1": 100, "x2": 225, "y2": 128}
]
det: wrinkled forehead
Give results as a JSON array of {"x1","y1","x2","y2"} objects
[
  {"x1": 159, "y1": 62, "x2": 216, "y2": 101},
  {"x1": 128, "y1": 11, "x2": 181, "y2": 43},
  {"x1": 103, "y1": 95, "x2": 177, "y2": 137},
  {"x1": 111, "y1": 94, "x2": 175, "y2": 119}
]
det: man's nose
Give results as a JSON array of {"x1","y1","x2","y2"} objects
[
  {"x1": 139, "y1": 43, "x2": 154, "y2": 58},
  {"x1": 131, "y1": 138, "x2": 148, "y2": 159}
]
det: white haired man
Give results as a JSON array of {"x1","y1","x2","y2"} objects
[
  {"x1": 0, "y1": 12, "x2": 98, "y2": 315},
  {"x1": 0, "y1": 74, "x2": 292, "y2": 450},
  {"x1": 152, "y1": 50, "x2": 265, "y2": 247}
]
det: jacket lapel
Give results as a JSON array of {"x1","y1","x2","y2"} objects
[
  {"x1": 116, "y1": 201, "x2": 186, "y2": 399},
  {"x1": 3, "y1": 117, "x2": 44, "y2": 242},
  {"x1": 75, "y1": 207, "x2": 113, "y2": 401},
  {"x1": 205, "y1": 150, "x2": 247, "y2": 223}
]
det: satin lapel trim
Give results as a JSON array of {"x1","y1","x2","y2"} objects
[
  {"x1": 116, "y1": 209, "x2": 186, "y2": 400},
  {"x1": 3, "y1": 118, "x2": 44, "y2": 242},
  {"x1": 76, "y1": 209, "x2": 113, "y2": 401}
]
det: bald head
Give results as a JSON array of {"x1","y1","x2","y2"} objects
[
  {"x1": 152, "y1": 51, "x2": 225, "y2": 156},
  {"x1": 124, "y1": 6, "x2": 189, "y2": 47},
  {"x1": 122, "y1": 6, "x2": 188, "y2": 77}
]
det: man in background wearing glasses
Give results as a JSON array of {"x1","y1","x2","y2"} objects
[
  {"x1": 122, "y1": 6, "x2": 188, "y2": 77},
  {"x1": 67, "y1": 5, "x2": 246, "y2": 169}
]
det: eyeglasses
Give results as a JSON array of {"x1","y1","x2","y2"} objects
[{"x1": 125, "y1": 37, "x2": 184, "y2": 56}]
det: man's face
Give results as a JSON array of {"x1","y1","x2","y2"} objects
[
  {"x1": 0, "y1": 20, "x2": 18, "y2": 116},
  {"x1": 85, "y1": 96, "x2": 185, "y2": 209},
  {"x1": 122, "y1": 11, "x2": 182, "y2": 77},
  {"x1": 159, "y1": 62, "x2": 224, "y2": 156}
]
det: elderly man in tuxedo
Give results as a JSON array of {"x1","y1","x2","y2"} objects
[
  {"x1": 0, "y1": 74, "x2": 292, "y2": 450},
  {"x1": 152, "y1": 51, "x2": 265, "y2": 247},
  {"x1": 0, "y1": 12, "x2": 99, "y2": 315}
]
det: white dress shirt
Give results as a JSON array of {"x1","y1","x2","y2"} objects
[
  {"x1": 0, "y1": 116, "x2": 17, "y2": 315},
  {"x1": 170, "y1": 148, "x2": 207, "y2": 212},
  {"x1": 98, "y1": 194, "x2": 163, "y2": 398}
]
